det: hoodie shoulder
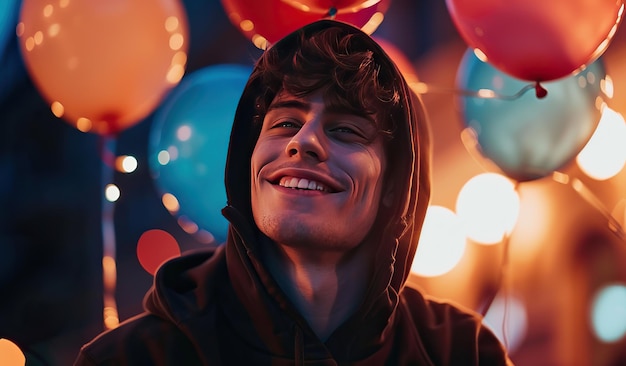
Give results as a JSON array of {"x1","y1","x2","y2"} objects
[
  {"x1": 74, "y1": 312, "x2": 202, "y2": 366},
  {"x1": 75, "y1": 247, "x2": 227, "y2": 366},
  {"x1": 400, "y1": 286, "x2": 513, "y2": 366}
]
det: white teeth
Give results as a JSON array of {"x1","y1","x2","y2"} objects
[
  {"x1": 279, "y1": 176, "x2": 327, "y2": 191},
  {"x1": 297, "y1": 179, "x2": 309, "y2": 189}
]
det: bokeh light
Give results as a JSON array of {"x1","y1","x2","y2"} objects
[
  {"x1": 176, "y1": 125, "x2": 192, "y2": 141},
  {"x1": 104, "y1": 184, "x2": 120, "y2": 202},
  {"x1": 591, "y1": 283, "x2": 626, "y2": 343},
  {"x1": 0, "y1": 338, "x2": 25, "y2": 366},
  {"x1": 456, "y1": 173, "x2": 520, "y2": 245},
  {"x1": 195, "y1": 229, "x2": 217, "y2": 245},
  {"x1": 576, "y1": 106, "x2": 626, "y2": 180},
  {"x1": 161, "y1": 193, "x2": 180, "y2": 213},
  {"x1": 115, "y1": 155, "x2": 138, "y2": 173},
  {"x1": 136, "y1": 229, "x2": 181, "y2": 275},
  {"x1": 412, "y1": 205, "x2": 467, "y2": 277},
  {"x1": 157, "y1": 150, "x2": 171, "y2": 165},
  {"x1": 483, "y1": 292, "x2": 528, "y2": 353}
]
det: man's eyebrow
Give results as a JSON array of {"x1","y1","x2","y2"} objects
[
  {"x1": 324, "y1": 105, "x2": 377, "y2": 126},
  {"x1": 267, "y1": 99, "x2": 377, "y2": 127},
  {"x1": 267, "y1": 99, "x2": 310, "y2": 112}
]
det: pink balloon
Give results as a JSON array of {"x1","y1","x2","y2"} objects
[{"x1": 446, "y1": 0, "x2": 623, "y2": 82}]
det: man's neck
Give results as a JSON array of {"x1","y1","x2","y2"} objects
[{"x1": 263, "y1": 243, "x2": 371, "y2": 341}]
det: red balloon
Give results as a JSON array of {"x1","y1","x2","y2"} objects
[
  {"x1": 220, "y1": 0, "x2": 390, "y2": 49},
  {"x1": 282, "y1": 0, "x2": 381, "y2": 13},
  {"x1": 445, "y1": 0, "x2": 623, "y2": 82},
  {"x1": 17, "y1": 0, "x2": 189, "y2": 136}
]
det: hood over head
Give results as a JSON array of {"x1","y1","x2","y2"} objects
[{"x1": 225, "y1": 19, "x2": 431, "y2": 295}]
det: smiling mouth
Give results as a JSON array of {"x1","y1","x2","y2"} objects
[{"x1": 278, "y1": 176, "x2": 332, "y2": 192}]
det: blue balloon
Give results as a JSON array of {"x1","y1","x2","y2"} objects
[
  {"x1": 455, "y1": 49, "x2": 607, "y2": 182},
  {"x1": 0, "y1": 0, "x2": 18, "y2": 57},
  {"x1": 149, "y1": 64, "x2": 252, "y2": 243}
]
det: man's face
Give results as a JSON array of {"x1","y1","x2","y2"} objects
[{"x1": 250, "y1": 90, "x2": 388, "y2": 252}]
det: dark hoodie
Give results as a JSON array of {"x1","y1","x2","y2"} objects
[{"x1": 75, "y1": 20, "x2": 512, "y2": 366}]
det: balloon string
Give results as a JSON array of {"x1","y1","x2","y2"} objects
[
  {"x1": 479, "y1": 180, "x2": 516, "y2": 318},
  {"x1": 100, "y1": 136, "x2": 120, "y2": 330},
  {"x1": 479, "y1": 182, "x2": 519, "y2": 351},
  {"x1": 552, "y1": 171, "x2": 625, "y2": 241},
  {"x1": 410, "y1": 81, "x2": 538, "y2": 100}
]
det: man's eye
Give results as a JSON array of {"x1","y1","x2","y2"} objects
[
  {"x1": 333, "y1": 126, "x2": 358, "y2": 134},
  {"x1": 271, "y1": 120, "x2": 299, "y2": 129}
]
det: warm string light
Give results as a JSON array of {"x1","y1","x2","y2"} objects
[
  {"x1": 100, "y1": 136, "x2": 119, "y2": 330},
  {"x1": 410, "y1": 81, "x2": 540, "y2": 100}
]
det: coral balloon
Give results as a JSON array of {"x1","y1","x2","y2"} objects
[
  {"x1": 149, "y1": 64, "x2": 252, "y2": 243},
  {"x1": 374, "y1": 37, "x2": 418, "y2": 86},
  {"x1": 220, "y1": 0, "x2": 389, "y2": 49},
  {"x1": 282, "y1": 0, "x2": 381, "y2": 13},
  {"x1": 17, "y1": 0, "x2": 189, "y2": 136},
  {"x1": 456, "y1": 49, "x2": 607, "y2": 182},
  {"x1": 446, "y1": 0, "x2": 623, "y2": 82}
]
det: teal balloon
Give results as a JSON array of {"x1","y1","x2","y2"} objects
[
  {"x1": 0, "y1": 0, "x2": 18, "y2": 56},
  {"x1": 455, "y1": 49, "x2": 607, "y2": 182},
  {"x1": 149, "y1": 64, "x2": 252, "y2": 243}
]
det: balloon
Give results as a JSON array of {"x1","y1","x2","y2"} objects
[
  {"x1": 373, "y1": 37, "x2": 418, "y2": 86},
  {"x1": 456, "y1": 48, "x2": 607, "y2": 182},
  {"x1": 220, "y1": 0, "x2": 390, "y2": 49},
  {"x1": 281, "y1": 0, "x2": 381, "y2": 13},
  {"x1": 445, "y1": 0, "x2": 623, "y2": 82},
  {"x1": 0, "y1": 0, "x2": 19, "y2": 57},
  {"x1": 149, "y1": 64, "x2": 252, "y2": 243},
  {"x1": 17, "y1": 0, "x2": 189, "y2": 136}
]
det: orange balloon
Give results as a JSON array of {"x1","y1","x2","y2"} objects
[{"x1": 17, "y1": 0, "x2": 189, "y2": 136}]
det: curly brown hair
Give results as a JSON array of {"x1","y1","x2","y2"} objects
[{"x1": 250, "y1": 25, "x2": 402, "y2": 140}]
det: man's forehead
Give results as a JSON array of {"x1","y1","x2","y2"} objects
[{"x1": 268, "y1": 89, "x2": 376, "y2": 123}]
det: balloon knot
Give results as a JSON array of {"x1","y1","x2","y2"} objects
[
  {"x1": 328, "y1": 7, "x2": 337, "y2": 18},
  {"x1": 535, "y1": 82, "x2": 548, "y2": 99}
]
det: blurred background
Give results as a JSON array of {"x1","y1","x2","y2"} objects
[{"x1": 2, "y1": 0, "x2": 626, "y2": 365}]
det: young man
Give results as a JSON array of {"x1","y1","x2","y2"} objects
[{"x1": 75, "y1": 20, "x2": 512, "y2": 365}]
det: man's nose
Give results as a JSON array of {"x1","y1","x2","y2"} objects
[{"x1": 285, "y1": 122, "x2": 328, "y2": 161}]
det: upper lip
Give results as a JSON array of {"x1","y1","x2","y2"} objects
[{"x1": 265, "y1": 167, "x2": 343, "y2": 193}]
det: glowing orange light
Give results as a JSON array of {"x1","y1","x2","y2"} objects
[
  {"x1": 456, "y1": 173, "x2": 520, "y2": 244},
  {"x1": 412, "y1": 205, "x2": 466, "y2": 277},
  {"x1": 577, "y1": 106, "x2": 626, "y2": 180},
  {"x1": 0, "y1": 338, "x2": 26, "y2": 366}
]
